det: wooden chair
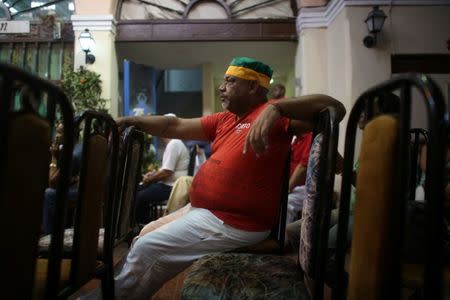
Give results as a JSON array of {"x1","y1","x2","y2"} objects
[
  {"x1": 181, "y1": 105, "x2": 340, "y2": 300},
  {"x1": 39, "y1": 127, "x2": 145, "y2": 254},
  {"x1": 114, "y1": 127, "x2": 145, "y2": 247},
  {"x1": 0, "y1": 63, "x2": 74, "y2": 299},
  {"x1": 333, "y1": 74, "x2": 447, "y2": 300},
  {"x1": 35, "y1": 110, "x2": 120, "y2": 299},
  {"x1": 409, "y1": 128, "x2": 428, "y2": 201}
]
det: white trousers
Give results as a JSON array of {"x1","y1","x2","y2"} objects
[
  {"x1": 114, "y1": 204, "x2": 270, "y2": 300},
  {"x1": 286, "y1": 185, "x2": 307, "y2": 224}
]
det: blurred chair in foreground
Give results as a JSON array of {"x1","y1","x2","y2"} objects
[
  {"x1": 0, "y1": 63, "x2": 74, "y2": 299},
  {"x1": 35, "y1": 110, "x2": 119, "y2": 299},
  {"x1": 334, "y1": 74, "x2": 447, "y2": 300}
]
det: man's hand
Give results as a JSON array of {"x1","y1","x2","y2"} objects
[
  {"x1": 141, "y1": 171, "x2": 155, "y2": 186},
  {"x1": 243, "y1": 104, "x2": 281, "y2": 156},
  {"x1": 115, "y1": 116, "x2": 133, "y2": 133}
]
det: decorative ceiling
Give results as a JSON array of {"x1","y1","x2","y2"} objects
[
  {"x1": 119, "y1": 0, "x2": 296, "y2": 20},
  {"x1": 0, "y1": 0, "x2": 74, "y2": 20}
]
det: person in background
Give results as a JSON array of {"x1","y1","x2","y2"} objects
[
  {"x1": 42, "y1": 121, "x2": 82, "y2": 235},
  {"x1": 134, "y1": 113, "x2": 190, "y2": 224},
  {"x1": 271, "y1": 83, "x2": 286, "y2": 100},
  {"x1": 114, "y1": 57, "x2": 346, "y2": 299},
  {"x1": 270, "y1": 83, "x2": 314, "y2": 225}
]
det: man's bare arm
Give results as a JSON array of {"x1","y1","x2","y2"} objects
[
  {"x1": 289, "y1": 164, "x2": 307, "y2": 192},
  {"x1": 116, "y1": 116, "x2": 208, "y2": 140},
  {"x1": 244, "y1": 94, "x2": 346, "y2": 155}
]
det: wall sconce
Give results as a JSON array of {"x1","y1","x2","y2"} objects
[
  {"x1": 78, "y1": 28, "x2": 96, "y2": 64},
  {"x1": 363, "y1": 6, "x2": 387, "y2": 48}
]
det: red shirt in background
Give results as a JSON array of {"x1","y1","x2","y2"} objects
[{"x1": 289, "y1": 133, "x2": 313, "y2": 182}]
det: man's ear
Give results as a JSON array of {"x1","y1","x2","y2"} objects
[{"x1": 248, "y1": 80, "x2": 259, "y2": 95}]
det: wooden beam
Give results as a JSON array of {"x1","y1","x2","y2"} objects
[
  {"x1": 0, "y1": 22, "x2": 74, "y2": 43},
  {"x1": 391, "y1": 54, "x2": 450, "y2": 74},
  {"x1": 116, "y1": 19, "x2": 297, "y2": 42}
]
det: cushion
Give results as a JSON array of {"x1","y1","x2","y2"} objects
[
  {"x1": 299, "y1": 133, "x2": 323, "y2": 276},
  {"x1": 181, "y1": 253, "x2": 307, "y2": 300},
  {"x1": 348, "y1": 115, "x2": 398, "y2": 300},
  {"x1": 0, "y1": 113, "x2": 50, "y2": 300}
]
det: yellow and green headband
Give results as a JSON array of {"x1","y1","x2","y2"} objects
[{"x1": 225, "y1": 57, "x2": 273, "y2": 89}]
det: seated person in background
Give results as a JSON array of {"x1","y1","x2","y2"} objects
[
  {"x1": 138, "y1": 145, "x2": 208, "y2": 236},
  {"x1": 270, "y1": 83, "x2": 314, "y2": 224},
  {"x1": 270, "y1": 83, "x2": 286, "y2": 100},
  {"x1": 134, "y1": 113, "x2": 190, "y2": 224},
  {"x1": 286, "y1": 132, "x2": 313, "y2": 224},
  {"x1": 114, "y1": 56, "x2": 346, "y2": 300},
  {"x1": 42, "y1": 122, "x2": 82, "y2": 235}
]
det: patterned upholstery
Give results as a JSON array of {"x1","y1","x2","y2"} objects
[
  {"x1": 182, "y1": 253, "x2": 308, "y2": 300},
  {"x1": 299, "y1": 133, "x2": 323, "y2": 276}
]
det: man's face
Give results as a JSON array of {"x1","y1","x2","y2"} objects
[
  {"x1": 218, "y1": 75, "x2": 252, "y2": 114},
  {"x1": 272, "y1": 86, "x2": 284, "y2": 99}
]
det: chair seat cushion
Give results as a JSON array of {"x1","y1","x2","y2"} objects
[
  {"x1": 182, "y1": 253, "x2": 308, "y2": 300},
  {"x1": 38, "y1": 228, "x2": 104, "y2": 255}
]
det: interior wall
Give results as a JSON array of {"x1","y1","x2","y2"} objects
[
  {"x1": 346, "y1": 5, "x2": 450, "y2": 129},
  {"x1": 327, "y1": 9, "x2": 354, "y2": 152},
  {"x1": 298, "y1": 28, "x2": 328, "y2": 95},
  {"x1": 74, "y1": 0, "x2": 117, "y2": 15}
]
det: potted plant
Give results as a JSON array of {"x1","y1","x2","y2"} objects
[{"x1": 60, "y1": 66, "x2": 107, "y2": 113}]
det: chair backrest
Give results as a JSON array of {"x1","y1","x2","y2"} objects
[
  {"x1": 59, "y1": 110, "x2": 119, "y2": 299},
  {"x1": 0, "y1": 63, "x2": 74, "y2": 299},
  {"x1": 409, "y1": 128, "x2": 428, "y2": 201},
  {"x1": 334, "y1": 74, "x2": 447, "y2": 300},
  {"x1": 114, "y1": 127, "x2": 144, "y2": 244},
  {"x1": 187, "y1": 145, "x2": 197, "y2": 176},
  {"x1": 349, "y1": 115, "x2": 399, "y2": 300},
  {"x1": 298, "y1": 107, "x2": 339, "y2": 299}
]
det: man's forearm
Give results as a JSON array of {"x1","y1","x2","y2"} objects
[
  {"x1": 289, "y1": 165, "x2": 307, "y2": 191},
  {"x1": 150, "y1": 169, "x2": 173, "y2": 183},
  {"x1": 117, "y1": 115, "x2": 206, "y2": 140},
  {"x1": 273, "y1": 94, "x2": 346, "y2": 123},
  {"x1": 121, "y1": 115, "x2": 173, "y2": 137}
]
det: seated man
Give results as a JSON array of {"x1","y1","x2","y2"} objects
[
  {"x1": 114, "y1": 57, "x2": 346, "y2": 300},
  {"x1": 135, "y1": 114, "x2": 190, "y2": 224}
]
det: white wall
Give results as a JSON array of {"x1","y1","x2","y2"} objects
[{"x1": 297, "y1": 4, "x2": 450, "y2": 151}]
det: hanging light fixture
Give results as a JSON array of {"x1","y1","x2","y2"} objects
[
  {"x1": 78, "y1": 28, "x2": 96, "y2": 64},
  {"x1": 363, "y1": 6, "x2": 387, "y2": 48}
]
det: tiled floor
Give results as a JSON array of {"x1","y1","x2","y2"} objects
[{"x1": 152, "y1": 268, "x2": 189, "y2": 300}]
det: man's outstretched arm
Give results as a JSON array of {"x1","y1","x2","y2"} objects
[
  {"x1": 244, "y1": 94, "x2": 346, "y2": 155},
  {"x1": 116, "y1": 115, "x2": 208, "y2": 141}
]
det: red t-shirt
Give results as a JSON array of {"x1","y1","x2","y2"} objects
[
  {"x1": 190, "y1": 102, "x2": 291, "y2": 231},
  {"x1": 289, "y1": 133, "x2": 313, "y2": 179}
]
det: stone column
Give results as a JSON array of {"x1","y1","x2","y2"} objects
[{"x1": 71, "y1": 14, "x2": 119, "y2": 117}]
